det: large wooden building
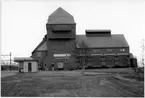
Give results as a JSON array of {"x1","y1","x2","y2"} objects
[{"x1": 31, "y1": 7, "x2": 131, "y2": 70}]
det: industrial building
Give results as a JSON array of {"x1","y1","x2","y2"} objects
[{"x1": 31, "y1": 7, "x2": 131, "y2": 70}]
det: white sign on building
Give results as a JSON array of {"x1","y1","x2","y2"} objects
[{"x1": 54, "y1": 54, "x2": 71, "y2": 57}]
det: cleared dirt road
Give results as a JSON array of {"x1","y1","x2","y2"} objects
[{"x1": 1, "y1": 71, "x2": 144, "y2": 97}]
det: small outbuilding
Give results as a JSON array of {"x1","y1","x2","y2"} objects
[{"x1": 14, "y1": 57, "x2": 38, "y2": 72}]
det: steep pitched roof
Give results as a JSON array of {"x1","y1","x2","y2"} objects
[
  {"x1": 14, "y1": 57, "x2": 37, "y2": 62},
  {"x1": 47, "y1": 7, "x2": 75, "y2": 24},
  {"x1": 76, "y1": 34, "x2": 129, "y2": 48},
  {"x1": 32, "y1": 35, "x2": 47, "y2": 53},
  {"x1": 32, "y1": 34, "x2": 129, "y2": 53}
]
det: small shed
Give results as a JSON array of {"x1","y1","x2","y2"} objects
[{"x1": 14, "y1": 57, "x2": 38, "y2": 72}]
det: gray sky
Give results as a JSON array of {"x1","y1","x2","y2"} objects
[{"x1": 1, "y1": 0, "x2": 145, "y2": 65}]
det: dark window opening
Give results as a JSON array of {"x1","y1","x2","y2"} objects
[
  {"x1": 52, "y1": 30, "x2": 71, "y2": 33},
  {"x1": 28, "y1": 62, "x2": 32, "y2": 72}
]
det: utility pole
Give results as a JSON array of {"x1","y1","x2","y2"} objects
[
  {"x1": 141, "y1": 39, "x2": 145, "y2": 67},
  {"x1": 1, "y1": 52, "x2": 13, "y2": 71}
]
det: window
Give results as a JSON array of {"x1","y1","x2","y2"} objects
[
  {"x1": 107, "y1": 49, "x2": 112, "y2": 52},
  {"x1": 92, "y1": 49, "x2": 100, "y2": 52},
  {"x1": 120, "y1": 48, "x2": 125, "y2": 52},
  {"x1": 53, "y1": 30, "x2": 70, "y2": 33}
]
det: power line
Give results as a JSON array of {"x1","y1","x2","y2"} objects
[
  {"x1": 1, "y1": 52, "x2": 12, "y2": 70},
  {"x1": 141, "y1": 39, "x2": 145, "y2": 67}
]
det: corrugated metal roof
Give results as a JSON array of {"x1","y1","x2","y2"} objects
[
  {"x1": 76, "y1": 34, "x2": 129, "y2": 48},
  {"x1": 32, "y1": 34, "x2": 129, "y2": 53},
  {"x1": 85, "y1": 29, "x2": 111, "y2": 37},
  {"x1": 85, "y1": 29, "x2": 111, "y2": 34},
  {"x1": 14, "y1": 57, "x2": 37, "y2": 62},
  {"x1": 47, "y1": 7, "x2": 75, "y2": 24},
  {"x1": 32, "y1": 35, "x2": 47, "y2": 53}
]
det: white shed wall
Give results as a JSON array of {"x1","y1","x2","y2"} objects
[
  {"x1": 31, "y1": 61, "x2": 38, "y2": 72},
  {"x1": 18, "y1": 61, "x2": 38, "y2": 72},
  {"x1": 24, "y1": 62, "x2": 28, "y2": 72}
]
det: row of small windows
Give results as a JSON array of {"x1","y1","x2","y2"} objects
[
  {"x1": 52, "y1": 48, "x2": 126, "y2": 53},
  {"x1": 92, "y1": 48, "x2": 126, "y2": 52},
  {"x1": 107, "y1": 49, "x2": 112, "y2": 51},
  {"x1": 36, "y1": 48, "x2": 126, "y2": 57},
  {"x1": 120, "y1": 49, "x2": 125, "y2": 52}
]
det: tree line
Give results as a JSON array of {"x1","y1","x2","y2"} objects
[{"x1": 1, "y1": 65, "x2": 18, "y2": 71}]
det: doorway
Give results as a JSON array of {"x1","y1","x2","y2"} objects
[
  {"x1": 28, "y1": 62, "x2": 32, "y2": 72},
  {"x1": 57, "y1": 62, "x2": 64, "y2": 70}
]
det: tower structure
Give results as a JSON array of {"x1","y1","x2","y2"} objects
[{"x1": 43, "y1": 7, "x2": 76, "y2": 69}]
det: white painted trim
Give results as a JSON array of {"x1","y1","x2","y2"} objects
[
  {"x1": 54, "y1": 54, "x2": 71, "y2": 57},
  {"x1": 55, "y1": 57, "x2": 69, "y2": 59}
]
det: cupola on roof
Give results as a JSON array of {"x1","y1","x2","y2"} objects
[{"x1": 47, "y1": 7, "x2": 75, "y2": 24}]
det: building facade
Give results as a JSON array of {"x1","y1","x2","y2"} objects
[{"x1": 31, "y1": 7, "x2": 130, "y2": 70}]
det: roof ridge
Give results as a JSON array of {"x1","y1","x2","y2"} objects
[
  {"x1": 49, "y1": 7, "x2": 73, "y2": 17},
  {"x1": 76, "y1": 34, "x2": 129, "y2": 48},
  {"x1": 47, "y1": 7, "x2": 75, "y2": 24}
]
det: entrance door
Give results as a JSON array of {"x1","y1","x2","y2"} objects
[
  {"x1": 28, "y1": 62, "x2": 32, "y2": 72},
  {"x1": 57, "y1": 62, "x2": 64, "y2": 69}
]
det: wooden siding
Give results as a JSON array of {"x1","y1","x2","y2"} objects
[
  {"x1": 37, "y1": 41, "x2": 47, "y2": 51},
  {"x1": 105, "y1": 55, "x2": 115, "y2": 67}
]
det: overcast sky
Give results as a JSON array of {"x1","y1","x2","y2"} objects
[{"x1": 1, "y1": 0, "x2": 145, "y2": 65}]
